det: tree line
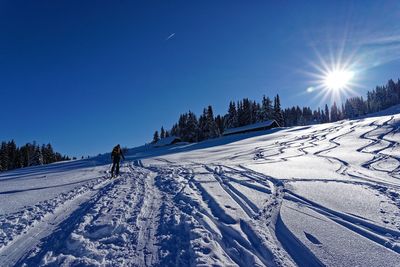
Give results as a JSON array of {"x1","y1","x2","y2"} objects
[
  {"x1": 283, "y1": 78, "x2": 400, "y2": 126},
  {"x1": 152, "y1": 78, "x2": 400, "y2": 144},
  {"x1": 152, "y1": 94, "x2": 284, "y2": 143},
  {"x1": 0, "y1": 140, "x2": 70, "y2": 172}
]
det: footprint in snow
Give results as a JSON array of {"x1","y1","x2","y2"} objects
[
  {"x1": 201, "y1": 247, "x2": 212, "y2": 255},
  {"x1": 304, "y1": 232, "x2": 322, "y2": 245}
]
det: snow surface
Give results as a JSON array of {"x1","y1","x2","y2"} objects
[{"x1": 1, "y1": 107, "x2": 400, "y2": 266}]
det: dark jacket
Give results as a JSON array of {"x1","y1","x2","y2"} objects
[{"x1": 111, "y1": 146, "x2": 125, "y2": 161}]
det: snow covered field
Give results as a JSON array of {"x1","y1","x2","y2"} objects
[{"x1": 1, "y1": 107, "x2": 400, "y2": 266}]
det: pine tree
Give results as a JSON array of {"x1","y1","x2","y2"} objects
[
  {"x1": 0, "y1": 142, "x2": 8, "y2": 171},
  {"x1": 344, "y1": 99, "x2": 354, "y2": 118},
  {"x1": 33, "y1": 145, "x2": 43, "y2": 165},
  {"x1": 42, "y1": 143, "x2": 55, "y2": 164},
  {"x1": 170, "y1": 123, "x2": 179, "y2": 137},
  {"x1": 206, "y1": 105, "x2": 219, "y2": 138},
  {"x1": 153, "y1": 130, "x2": 160, "y2": 143},
  {"x1": 255, "y1": 102, "x2": 263, "y2": 122},
  {"x1": 185, "y1": 111, "x2": 199, "y2": 142},
  {"x1": 225, "y1": 101, "x2": 238, "y2": 129},
  {"x1": 330, "y1": 102, "x2": 339, "y2": 122},
  {"x1": 235, "y1": 98, "x2": 252, "y2": 126},
  {"x1": 39, "y1": 144, "x2": 46, "y2": 165},
  {"x1": 386, "y1": 79, "x2": 398, "y2": 107},
  {"x1": 261, "y1": 95, "x2": 273, "y2": 121},
  {"x1": 160, "y1": 126, "x2": 166, "y2": 139},
  {"x1": 324, "y1": 104, "x2": 330, "y2": 122},
  {"x1": 14, "y1": 147, "x2": 22, "y2": 168},
  {"x1": 215, "y1": 115, "x2": 225, "y2": 136},
  {"x1": 198, "y1": 109, "x2": 207, "y2": 141},
  {"x1": 178, "y1": 113, "x2": 189, "y2": 141},
  {"x1": 341, "y1": 104, "x2": 346, "y2": 120},
  {"x1": 250, "y1": 101, "x2": 259, "y2": 123},
  {"x1": 7, "y1": 140, "x2": 17, "y2": 170},
  {"x1": 273, "y1": 95, "x2": 284, "y2": 126},
  {"x1": 313, "y1": 108, "x2": 322, "y2": 124}
]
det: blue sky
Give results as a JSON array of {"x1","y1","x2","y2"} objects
[{"x1": 1, "y1": 1, "x2": 400, "y2": 157}]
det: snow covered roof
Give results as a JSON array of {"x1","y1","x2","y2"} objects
[
  {"x1": 223, "y1": 120, "x2": 280, "y2": 136},
  {"x1": 154, "y1": 136, "x2": 182, "y2": 147}
]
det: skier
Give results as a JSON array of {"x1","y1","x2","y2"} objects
[{"x1": 111, "y1": 144, "x2": 125, "y2": 177}]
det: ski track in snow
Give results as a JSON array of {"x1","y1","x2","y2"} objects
[{"x1": 0, "y1": 110, "x2": 400, "y2": 266}]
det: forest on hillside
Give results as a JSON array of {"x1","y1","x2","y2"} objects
[
  {"x1": 0, "y1": 141, "x2": 70, "y2": 172},
  {"x1": 152, "y1": 78, "x2": 400, "y2": 143}
]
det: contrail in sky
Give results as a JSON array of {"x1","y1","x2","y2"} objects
[{"x1": 165, "y1": 33, "x2": 175, "y2": 41}]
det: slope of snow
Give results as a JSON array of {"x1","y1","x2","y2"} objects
[{"x1": 1, "y1": 108, "x2": 400, "y2": 266}]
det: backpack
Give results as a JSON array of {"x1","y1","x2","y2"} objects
[{"x1": 112, "y1": 146, "x2": 120, "y2": 157}]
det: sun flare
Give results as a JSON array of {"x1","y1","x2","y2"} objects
[
  {"x1": 304, "y1": 52, "x2": 360, "y2": 106},
  {"x1": 324, "y1": 70, "x2": 354, "y2": 90}
]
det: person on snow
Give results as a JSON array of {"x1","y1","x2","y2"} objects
[{"x1": 111, "y1": 144, "x2": 125, "y2": 177}]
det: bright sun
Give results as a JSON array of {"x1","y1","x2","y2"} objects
[
  {"x1": 324, "y1": 70, "x2": 354, "y2": 90},
  {"x1": 306, "y1": 50, "x2": 360, "y2": 105}
]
